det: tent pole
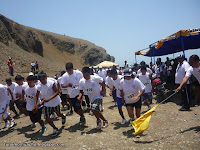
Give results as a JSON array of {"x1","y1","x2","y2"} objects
[
  {"x1": 135, "y1": 54, "x2": 137, "y2": 64},
  {"x1": 150, "y1": 45, "x2": 152, "y2": 63},
  {"x1": 180, "y1": 31, "x2": 185, "y2": 56}
]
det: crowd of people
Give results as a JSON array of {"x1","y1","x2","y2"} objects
[{"x1": 0, "y1": 54, "x2": 199, "y2": 137}]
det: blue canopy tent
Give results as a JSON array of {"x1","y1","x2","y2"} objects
[{"x1": 135, "y1": 28, "x2": 200, "y2": 59}]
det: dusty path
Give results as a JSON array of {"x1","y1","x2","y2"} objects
[{"x1": 0, "y1": 91, "x2": 200, "y2": 150}]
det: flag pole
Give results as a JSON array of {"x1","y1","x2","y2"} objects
[{"x1": 158, "y1": 92, "x2": 177, "y2": 105}]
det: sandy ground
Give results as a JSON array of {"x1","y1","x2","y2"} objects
[{"x1": 0, "y1": 90, "x2": 199, "y2": 150}]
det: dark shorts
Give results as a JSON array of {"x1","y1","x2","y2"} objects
[
  {"x1": 69, "y1": 96, "x2": 82, "y2": 112},
  {"x1": 125, "y1": 98, "x2": 142, "y2": 109},
  {"x1": 141, "y1": 93, "x2": 153, "y2": 102},
  {"x1": 43, "y1": 105, "x2": 61, "y2": 119},
  {"x1": 117, "y1": 97, "x2": 124, "y2": 108},
  {"x1": 28, "y1": 107, "x2": 43, "y2": 123},
  {"x1": 22, "y1": 101, "x2": 27, "y2": 109},
  {"x1": 60, "y1": 94, "x2": 67, "y2": 103},
  {"x1": 91, "y1": 99, "x2": 102, "y2": 112}
]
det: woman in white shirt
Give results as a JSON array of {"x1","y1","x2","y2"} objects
[{"x1": 120, "y1": 69, "x2": 145, "y2": 122}]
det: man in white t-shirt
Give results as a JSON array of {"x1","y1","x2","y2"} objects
[
  {"x1": 21, "y1": 75, "x2": 46, "y2": 134},
  {"x1": 137, "y1": 61, "x2": 153, "y2": 75},
  {"x1": 14, "y1": 75, "x2": 29, "y2": 116},
  {"x1": 175, "y1": 55, "x2": 191, "y2": 111},
  {"x1": 176, "y1": 55, "x2": 200, "y2": 104},
  {"x1": 98, "y1": 66, "x2": 107, "y2": 81},
  {"x1": 119, "y1": 69, "x2": 145, "y2": 122},
  {"x1": 0, "y1": 83, "x2": 17, "y2": 128},
  {"x1": 138, "y1": 66, "x2": 153, "y2": 110},
  {"x1": 36, "y1": 72, "x2": 66, "y2": 136},
  {"x1": 105, "y1": 70, "x2": 116, "y2": 104},
  {"x1": 6, "y1": 78, "x2": 21, "y2": 118},
  {"x1": 78, "y1": 67, "x2": 108, "y2": 128},
  {"x1": 57, "y1": 71, "x2": 71, "y2": 112},
  {"x1": 110, "y1": 69, "x2": 127, "y2": 125},
  {"x1": 61, "y1": 62, "x2": 86, "y2": 126}
]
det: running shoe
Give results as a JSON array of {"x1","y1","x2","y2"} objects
[
  {"x1": 52, "y1": 128, "x2": 58, "y2": 136},
  {"x1": 103, "y1": 120, "x2": 108, "y2": 128},
  {"x1": 62, "y1": 114, "x2": 66, "y2": 125},
  {"x1": 97, "y1": 120, "x2": 102, "y2": 129}
]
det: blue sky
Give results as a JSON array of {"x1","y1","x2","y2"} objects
[{"x1": 1, "y1": 0, "x2": 200, "y2": 66}]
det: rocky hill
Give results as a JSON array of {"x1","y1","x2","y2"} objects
[{"x1": 0, "y1": 14, "x2": 115, "y2": 75}]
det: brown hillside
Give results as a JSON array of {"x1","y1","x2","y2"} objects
[{"x1": 0, "y1": 14, "x2": 115, "y2": 77}]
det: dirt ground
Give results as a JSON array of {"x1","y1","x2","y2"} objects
[{"x1": 0, "y1": 88, "x2": 200, "y2": 150}]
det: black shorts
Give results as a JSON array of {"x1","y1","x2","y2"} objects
[
  {"x1": 125, "y1": 98, "x2": 142, "y2": 109},
  {"x1": 60, "y1": 94, "x2": 67, "y2": 103},
  {"x1": 43, "y1": 105, "x2": 61, "y2": 119},
  {"x1": 28, "y1": 107, "x2": 42, "y2": 123},
  {"x1": 22, "y1": 101, "x2": 27, "y2": 109},
  {"x1": 69, "y1": 96, "x2": 81, "y2": 112}
]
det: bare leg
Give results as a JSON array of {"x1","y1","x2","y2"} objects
[
  {"x1": 46, "y1": 117, "x2": 57, "y2": 129},
  {"x1": 118, "y1": 107, "x2": 125, "y2": 119}
]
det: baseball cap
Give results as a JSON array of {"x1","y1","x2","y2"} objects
[{"x1": 123, "y1": 68, "x2": 132, "y2": 76}]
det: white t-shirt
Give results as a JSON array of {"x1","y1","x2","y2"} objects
[
  {"x1": 61, "y1": 70, "x2": 83, "y2": 98},
  {"x1": 105, "y1": 76, "x2": 113, "y2": 88},
  {"x1": 111, "y1": 75, "x2": 123, "y2": 98},
  {"x1": 37, "y1": 80, "x2": 61, "y2": 107},
  {"x1": 0, "y1": 84, "x2": 10, "y2": 113},
  {"x1": 7, "y1": 82, "x2": 17, "y2": 100},
  {"x1": 14, "y1": 82, "x2": 28, "y2": 99},
  {"x1": 138, "y1": 73, "x2": 152, "y2": 93},
  {"x1": 137, "y1": 67, "x2": 152, "y2": 75},
  {"x1": 31, "y1": 63, "x2": 35, "y2": 67},
  {"x1": 58, "y1": 76, "x2": 68, "y2": 94},
  {"x1": 79, "y1": 75, "x2": 103, "y2": 103},
  {"x1": 175, "y1": 60, "x2": 190, "y2": 84},
  {"x1": 98, "y1": 70, "x2": 106, "y2": 80},
  {"x1": 119, "y1": 78, "x2": 145, "y2": 104},
  {"x1": 186, "y1": 66, "x2": 200, "y2": 84},
  {"x1": 23, "y1": 85, "x2": 41, "y2": 111}
]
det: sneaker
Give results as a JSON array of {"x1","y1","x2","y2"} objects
[
  {"x1": 103, "y1": 120, "x2": 108, "y2": 128},
  {"x1": 50, "y1": 113, "x2": 56, "y2": 119},
  {"x1": 3, "y1": 121, "x2": 9, "y2": 129},
  {"x1": 31, "y1": 123, "x2": 36, "y2": 128},
  {"x1": 97, "y1": 120, "x2": 102, "y2": 129},
  {"x1": 130, "y1": 118, "x2": 135, "y2": 123},
  {"x1": 52, "y1": 128, "x2": 58, "y2": 136},
  {"x1": 121, "y1": 119, "x2": 127, "y2": 125},
  {"x1": 41, "y1": 126, "x2": 46, "y2": 134},
  {"x1": 80, "y1": 117, "x2": 86, "y2": 126},
  {"x1": 62, "y1": 114, "x2": 66, "y2": 125},
  {"x1": 179, "y1": 107, "x2": 190, "y2": 111},
  {"x1": 9, "y1": 119, "x2": 17, "y2": 128}
]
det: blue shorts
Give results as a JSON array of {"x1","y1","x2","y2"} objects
[
  {"x1": 141, "y1": 93, "x2": 152, "y2": 102},
  {"x1": 117, "y1": 97, "x2": 124, "y2": 108},
  {"x1": 112, "y1": 89, "x2": 117, "y2": 99}
]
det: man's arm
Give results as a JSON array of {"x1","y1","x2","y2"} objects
[
  {"x1": 7, "y1": 88, "x2": 14, "y2": 102},
  {"x1": 44, "y1": 83, "x2": 59, "y2": 102},
  {"x1": 99, "y1": 81, "x2": 106, "y2": 96},
  {"x1": 77, "y1": 90, "x2": 83, "y2": 101},
  {"x1": 176, "y1": 76, "x2": 189, "y2": 92}
]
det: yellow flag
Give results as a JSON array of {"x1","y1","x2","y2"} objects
[{"x1": 131, "y1": 104, "x2": 159, "y2": 135}]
